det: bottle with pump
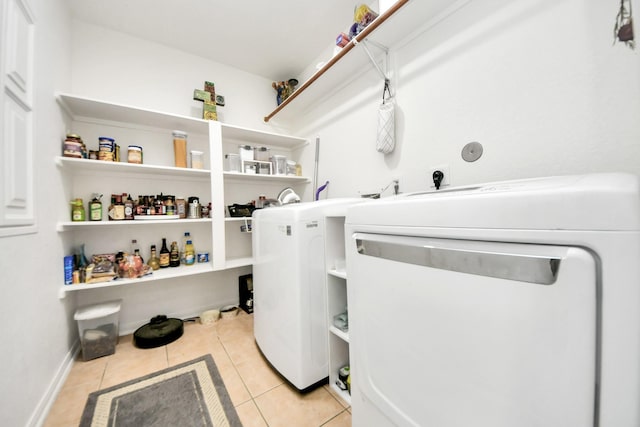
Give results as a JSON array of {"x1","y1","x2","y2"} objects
[
  {"x1": 159, "y1": 238, "x2": 170, "y2": 268},
  {"x1": 148, "y1": 245, "x2": 160, "y2": 270},
  {"x1": 169, "y1": 241, "x2": 180, "y2": 267}
]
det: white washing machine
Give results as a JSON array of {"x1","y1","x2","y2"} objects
[
  {"x1": 253, "y1": 198, "x2": 361, "y2": 390},
  {"x1": 345, "y1": 173, "x2": 640, "y2": 427}
]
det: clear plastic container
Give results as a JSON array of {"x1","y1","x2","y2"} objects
[
  {"x1": 225, "y1": 153, "x2": 241, "y2": 172},
  {"x1": 272, "y1": 155, "x2": 287, "y2": 175},
  {"x1": 190, "y1": 150, "x2": 204, "y2": 169},
  {"x1": 172, "y1": 130, "x2": 188, "y2": 168},
  {"x1": 239, "y1": 145, "x2": 253, "y2": 161},
  {"x1": 74, "y1": 299, "x2": 122, "y2": 361},
  {"x1": 254, "y1": 146, "x2": 270, "y2": 161}
]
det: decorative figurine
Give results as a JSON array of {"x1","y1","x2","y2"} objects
[
  {"x1": 193, "y1": 81, "x2": 218, "y2": 120},
  {"x1": 272, "y1": 79, "x2": 299, "y2": 106}
]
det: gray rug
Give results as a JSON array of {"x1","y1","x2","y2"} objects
[{"x1": 80, "y1": 355, "x2": 242, "y2": 427}]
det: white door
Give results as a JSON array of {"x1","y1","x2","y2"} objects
[{"x1": 348, "y1": 232, "x2": 597, "y2": 427}]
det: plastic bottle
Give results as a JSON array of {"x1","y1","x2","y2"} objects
[
  {"x1": 169, "y1": 241, "x2": 180, "y2": 267},
  {"x1": 148, "y1": 245, "x2": 160, "y2": 270},
  {"x1": 159, "y1": 238, "x2": 170, "y2": 268},
  {"x1": 181, "y1": 232, "x2": 191, "y2": 264},
  {"x1": 184, "y1": 240, "x2": 195, "y2": 266}
]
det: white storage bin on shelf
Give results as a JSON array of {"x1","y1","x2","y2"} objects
[{"x1": 74, "y1": 299, "x2": 122, "y2": 361}]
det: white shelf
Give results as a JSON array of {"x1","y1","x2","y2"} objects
[
  {"x1": 223, "y1": 171, "x2": 309, "y2": 184},
  {"x1": 58, "y1": 262, "x2": 214, "y2": 298},
  {"x1": 329, "y1": 383, "x2": 352, "y2": 406},
  {"x1": 58, "y1": 93, "x2": 209, "y2": 135},
  {"x1": 224, "y1": 257, "x2": 253, "y2": 269},
  {"x1": 220, "y1": 123, "x2": 307, "y2": 149},
  {"x1": 225, "y1": 217, "x2": 252, "y2": 222},
  {"x1": 57, "y1": 218, "x2": 212, "y2": 232},
  {"x1": 330, "y1": 325, "x2": 350, "y2": 343},
  {"x1": 56, "y1": 156, "x2": 211, "y2": 178},
  {"x1": 265, "y1": 0, "x2": 471, "y2": 122},
  {"x1": 328, "y1": 268, "x2": 347, "y2": 279}
]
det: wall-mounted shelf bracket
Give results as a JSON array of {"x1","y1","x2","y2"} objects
[{"x1": 356, "y1": 38, "x2": 391, "y2": 86}]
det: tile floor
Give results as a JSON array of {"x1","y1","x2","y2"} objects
[{"x1": 44, "y1": 310, "x2": 351, "y2": 427}]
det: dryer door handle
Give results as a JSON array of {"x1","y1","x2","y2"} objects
[{"x1": 355, "y1": 236, "x2": 562, "y2": 285}]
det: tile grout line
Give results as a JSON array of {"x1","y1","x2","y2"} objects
[{"x1": 217, "y1": 331, "x2": 273, "y2": 426}]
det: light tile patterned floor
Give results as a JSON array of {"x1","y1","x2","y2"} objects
[{"x1": 44, "y1": 310, "x2": 351, "y2": 427}]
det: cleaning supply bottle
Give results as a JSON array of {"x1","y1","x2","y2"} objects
[
  {"x1": 184, "y1": 240, "x2": 195, "y2": 266},
  {"x1": 181, "y1": 232, "x2": 191, "y2": 264}
]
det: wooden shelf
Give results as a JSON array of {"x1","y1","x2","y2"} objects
[{"x1": 264, "y1": 0, "x2": 470, "y2": 123}]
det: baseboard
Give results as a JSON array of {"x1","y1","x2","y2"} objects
[{"x1": 28, "y1": 340, "x2": 80, "y2": 427}]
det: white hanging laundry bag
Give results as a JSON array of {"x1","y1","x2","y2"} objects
[{"x1": 376, "y1": 80, "x2": 395, "y2": 154}]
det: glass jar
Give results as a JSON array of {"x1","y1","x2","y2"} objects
[
  {"x1": 127, "y1": 145, "x2": 143, "y2": 164},
  {"x1": 71, "y1": 198, "x2": 85, "y2": 222}
]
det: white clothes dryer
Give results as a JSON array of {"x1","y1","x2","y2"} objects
[{"x1": 345, "y1": 173, "x2": 640, "y2": 427}]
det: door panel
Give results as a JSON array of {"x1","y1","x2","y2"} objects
[{"x1": 348, "y1": 233, "x2": 597, "y2": 427}]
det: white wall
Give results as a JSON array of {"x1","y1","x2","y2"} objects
[
  {"x1": 292, "y1": 0, "x2": 640, "y2": 198},
  {"x1": 0, "y1": 0, "x2": 73, "y2": 425},
  {"x1": 70, "y1": 21, "x2": 287, "y2": 133}
]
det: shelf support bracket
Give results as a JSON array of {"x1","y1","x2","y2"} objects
[{"x1": 355, "y1": 38, "x2": 391, "y2": 85}]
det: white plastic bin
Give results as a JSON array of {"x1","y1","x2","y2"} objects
[{"x1": 74, "y1": 299, "x2": 122, "y2": 361}]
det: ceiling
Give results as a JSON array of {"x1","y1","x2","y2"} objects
[{"x1": 66, "y1": 0, "x2": 359, "y2": 81}]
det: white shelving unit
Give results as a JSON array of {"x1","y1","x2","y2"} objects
[
  {"x1": 325, "y1": 215, "x2": 352, "y2": 405},
  {"x1": 211, "y1": 120, "x2": 309, "y2": 268},
  {"x1": 57, "y1": 93, "x2": 309, "y2": 297}
]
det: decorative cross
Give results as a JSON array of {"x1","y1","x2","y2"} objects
[{"x1": 193, "y1": 81, "x2": 218, "y2": 120}]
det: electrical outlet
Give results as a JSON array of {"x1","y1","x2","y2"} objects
[{"x1": 429, "y1": 165, "x2": 450, "y2": 189}]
